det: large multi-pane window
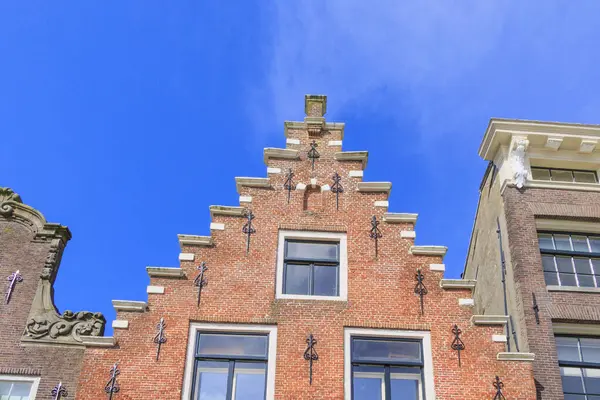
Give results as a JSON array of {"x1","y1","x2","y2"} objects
[
  {"x1": 557, "y1": 336, "x2": 600, "y2": 399},
  {"x1": 351, "y1": 338, "x2": 424, "y2": 400},
  {"x1": 531, "y1": 167, "x2": 598, "y2": 184},
  {"x1": 538, "y1": 233, "x2": 600, "y2": 288},
  {"x1": 191, "y1": 333, "x2": 269, "y2": 400},
  {"x1": 0, "y1": 377, "x2": 38, "y2": 400},
  {"x1": 283, "y1": 240, "x2": 339, "y2": 296}
]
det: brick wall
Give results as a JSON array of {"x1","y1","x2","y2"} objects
[{"x1": 77, "y1": 97, "x2": 536, "y2": 399}]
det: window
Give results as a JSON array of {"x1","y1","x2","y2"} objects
[
  {"x1": 182, "y1": 323, "x2": 277, "y2": 400},
  {"x1": 344, "y1": 328, "x2": 435, "y2": 400},
  {"x1": 531, "y1": 167, "x2": 598, "y2": 184},
  {"x1": 538, "y1": 232, "x2": 600, "y2": 288},
  {"x1": 276, "y1": 231, "x2": 348, "y2": 300},
  {"x1": 0, "y1": 376, "x2": 39, "y2": 400},
  {"x1": 557, "y1": 336, "x2": 600, "y2": 399}
]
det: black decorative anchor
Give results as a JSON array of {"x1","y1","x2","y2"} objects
[
  {"x1": 369, "y1": 216, "x2": 382, "y2": 259},
  {"x1": 51, "y1": 382, "x2": 68, "y2": 400},
  {"x1": 414, "y1": 269, "x2": 428, "y2": 315},
  {"x1": 307, "y1": 140, "x2": 320, "y2": 170},
  {"x1": 193, "y1": 262, "x2": 208, "y2": 307},
  {"x1": 532, "y1": 292, "x2": 540, "y2": 324},
  {"x1": 242, "y1": 210, "x2": 256, "y2": 255},
  {"x1": 104, "y1": 363, "x2": 120, "y2": 400},
  {"x1": 153, "y1": 317, "x2": 167, "y2": 361},
  {"x1": 451, "y1": 325, "x2": 466, "y2": 367},
  {"x1": 331, "y1": 172, "x2": 343, "y2": 210},
  {"x1": 283, "y1": 169, "x2": 294, "y2": 204},
  {"x1": 303, "y1": 334, "x2": 319, "y2": 385},
  {"x1": 5, "y1": 270, "x2": 23, "y2": 304},
  {"x1": 493, "y1": 376, "x2": 506, "y2": 400}
]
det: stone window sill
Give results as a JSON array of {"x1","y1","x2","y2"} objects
[{"x1": 547, "y1": 285, "x2": 600, "y2": 294}]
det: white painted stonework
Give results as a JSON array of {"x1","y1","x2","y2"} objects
[
  {"x1": 492, "y1": 334, "x2": 508, "y2": 342},
  {"x1": 580, "y1": 140, "x2": 598, "y2": 153},
  {"x1": 286, "y1": 138, "x2": 300, "y2": 145},
  {"x1": 458, "y1": 298, "x2": 475, "y2": 307},
  {"x1": 374, "y1": 200, "x2": 389, "y2": 208},
  {"x1": 400, "y1": 230, "x2": 416, "y2": 239},
  {"x1": 112, "y1": 320, "x2": 129, "y2": 329},
  {"x1": 310, "y1": 178, "x2": 317, "y2": 187},
  {"x1": 179, "y1": 253, "x2": 195, "y2": 261},
  {"x1": 545, "y1": 136, "x2": 563, "y2": 151},
  {"x1": 328, "y1": 140, "x2": 342, "y2": 146},
  {"x1": 210, "y1": 223, "x2": 225, "y2": 230},
  {"x1": 239, "y1": 196, "x2": 252, "y2": 203},
  {"x1": 296, "y1": 183, "x2": 306, "y2": 191},
  {"x1": 429, "y1": 264, "x2": 446, "y2": 272},
  {"x1": 147, "y1": 285, "x2": 165, "y2": 294},
  {"x1": 267, "y1": 167, "x2": 281, "y2": 174},
  {"x1": 321, "y1": 184, "x2": 331, "y2": 192},
  {"x1": 349, "y1": 170, "x2": 364, "y2": 178}
]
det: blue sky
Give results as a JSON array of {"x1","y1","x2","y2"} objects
[{"x1": 2, "y1": 1, "x2": 600, "y2": 334}]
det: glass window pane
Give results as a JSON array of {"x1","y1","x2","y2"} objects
[
  {"x1": 590, "y1": 239, "x2": 600, "y2": 253},
  {"x1": 574, "y1": 258, "x2": 593, "y2": 274},
  {"x1": 9, "y1": 382, "x2": 31, "y2": 400},
  {"x1": 198, "y1": 334, "x2": 268, "y2": 358},
  {"x1": 581, "y1": 339, "x2": 600, "y2": 364},
  {"x1": 195, "y1": 360, "x2": 229, "y2": 400},
  {"x1": 564, "y1": 395, "x2": 586, "y2": 400},
  {"x1": 544, "y1": 271, "x2": 559, "y2": 285},
  {"x1": 390, "y1": 367, "x2": 421, "y2": 400},
  {"x1": 557, "y1": 337, "x2": 582, "y2": 362},
  {"x1": 313, "y1": 265, "x2": 338, "y2": 296},
  {"x1": 352, "y1": 339, "x2": 421, "y2": 363},
  {"x1": 353, "y1": 365, "x2": 384, "y2": 400},
  {"x1": 561, "y1": 367, "x2": 585, "y2": 394},
  {"x1": 578, "y1": 275, "x2": 596, "y2": 288},
  {"x1": 532, "y1": 168, "x2": 551, "y2": 181},
  {"x1": 542, "y1": 256, "x2": 557, "y2": 272},
  {"x1": 574, "y1": 171, "x2": 598, "y2": 183},
  {"x1": 232, "y1": 362, "x2": 266, "y2": 400},
  {"x1": 286, "y1": 241, "x2": 338, "y2": 261},
  {"x1": 0, "y1": 382, "x2": 12, "y2": 396},
  {"x1": 556, "y1": 257, "x2": 575, "y2": 273},
  {"x1": 539, "y1": 234, "x2": 555, "y2": 250},
  {"x1": 555, "y1": 235, "x2": 572, "y2": 251},
  {"x1": 584, "y1": 368, "x2": 600, "y2": 395},
  {"x1": 573, "y1": 236, "x2": 590, "y2": 252},
  {"x1": 560, "y1": 273, "x2": 578, "y2": 287},
  {"x1": 552, "y1": 169, "x2": 574, "y2": 182},
  {"x1": 284, "y1": 264, "x2": 310, "y2": 295}
]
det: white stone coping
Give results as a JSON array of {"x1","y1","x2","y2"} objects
[
  {"x1": 458, "y1": 298, "x2": 475, "y2": 307},
  {"x1": 82, "y1": 336, "x2": 116, "y2": 348},
  {"x1": 357, "y1": 182, "x2": 392, "y2": 194},
  {"x1": 349, "y1": 170, "x2": 364, "y2": 178},
  {"x1": 147, "y1": 285, "x2": 165, "y2": 294},
  {"x1": 497, "y1": 352, "x2": 535, "y2": 362},
  {"x1": 263, "y1": 148, "x2": 300, "y2": 164},
  {"x1": 286, "y1": 138, "x2": 300, "y2": 145},
  {"x1": 383, "y1": 213, "x2": 418, "y2": 224},
  {"x1": 400, "y1": 230, "x2": 416, "y2": 239},
  {"x1": 267, "y1": 167, "x2": 282, "y2": 174},
  {"x1": 112, "y1": 320, "x2": 129, "y2": 329},
  {"x1": 239, "y1": 196, "x2": 252, "y2": 203},
  {"x1": 430, "y1": 263, "x2": 445, "y2": 272},
  {"x1": 178, "y1": 234, "x2": 213, "y2": 248},
  {"x1": 179, "y1": 252, "x2": 195, "y2": 261},
  {"x1": 374, "y1": 200, "x2": 389, "y2": 208},
  {"x1": 112, "y1": 300, "x2": 148, "y2": 312},
  {"x1": 334, "y1": 151, "x2": 368, "y2": 168},
  {"x1": 328, "y1": 140, "x2": 342, "y2": 147},
  {"x1": 492, "y1": 334, "x2": 507, "y2": 342},
  {"x1": 146, "y1": 267, "x2": 185, "y2": 279},
  {"x1": 471, "y1": 315, "x2": 509, "y2": 325},
  {"x1": 210, "y1": 222, "x2": 225, "y2": 231},
  {"x1": 235, "y1": 177, "x2": 271, "y2": 194},
  {"x1": 410, "y1": 246, "x2": 447, "y2": 257},
  {"x1": 440, "y1": 279, "x2": 476, "y2": 289},
  {"x1": 209, "y1": 205, "x2": 245, "y2": 218},
  {"x1": 547, "y1": 285, "x2": 600, "y2": 294},
  {"x1": 284, "y1": 120, "x2": 345, "y2": 138}
]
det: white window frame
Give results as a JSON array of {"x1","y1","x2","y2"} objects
[
  {"x1": 181, "y1": 322, "x2": 277, "y2": 400},
  {"x1": 0, "y1": 375, "x2": 40, "y2": 400},
  {"x1": 344, "y1": 328, "x2": 435, "y2": 400},
  {"x1": 276, "y1": 230, "x2": 348, "y2": 301}
]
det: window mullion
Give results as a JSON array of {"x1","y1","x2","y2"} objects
[
  {"x1": 384, "y1": 365, "x2": 391, "y2": 400},
  {"x1": 309, "y1": 263, "x2": 314, "y2": 295},
  {"x1": 571, "y1": 257, "x2": 580, "y2": 287},
  {"x1": 554, "y1": 256, "x2": 562, "y2": 286},
  {"x1": 226, "y1": 360, "x2": 235, "y2": 400}
]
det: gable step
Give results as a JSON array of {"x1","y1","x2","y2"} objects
[
  {"x1": 178, "y1": 234, "x2": 213, "y2": 248},
  {"x1": 235, "y1": 177, "x2": 271, "y2": 194},
  {"x1": 440, "y1": 279, "x2": 476, "y2": 289}
]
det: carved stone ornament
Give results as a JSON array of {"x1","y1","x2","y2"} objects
[
  {"x1": 510, "y1": 138, "x2": 529, "y2": 189},
  {"x1": 0, "y1": 187, "x2": 23, "y2": 217}
]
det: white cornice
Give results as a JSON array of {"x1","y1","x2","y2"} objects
[
  {"x1": 382, "y1": 213, "x2": 418, "y2": 224},
  {"x1": 235, "y1": 177, "x2": 271, "y2": 194},
  {"x1": 357, "y1": 182, "x2": 391, "y2": 194},
  {"x1": 112, "y1": 300, "x2": 147, "y2": 312},
  {"x1": 335, "y1": 151, "x2": 368, "y2": 168},
  {"x1": 410, "y1": 245, "x2": 447, "y2": 257},
  {"x1": 81, "y1": 336, "x2": 116, "y2": 348},
  {"x1": 178, "y1": 234, "x2": 213, "y2": 249},
  {"x1": 263, "y1": 148, "x2": 300, "y2": 164},
  {"x1": 146, "y1": 266, "x2": 185, "y2": 278},
  {"x1": 440, "y1": 279, "x2": 476, "y2": 290},
  {"x1": 283, "y1": 121, "x2": 345, "y2": 139},
  {"x1": 471, "y1": 315, "x2": 509, "y2": 325},
  {"x1": 209, "y1": 205, "x2": 246, "y2": 218}
]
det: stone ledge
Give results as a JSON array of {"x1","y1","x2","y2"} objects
[
  {"x1": 146, "y1": 267, "x2": 185, "y2": 279},
  {"x1": 263, "y1": 148, "x2": 300, "y2": 164},
  {"x1": 440, "y1": 279, "x2": 476, "y2": 290},
  {"x1": 357, "y1": 182, "x2": 392, "y2": 194},
  {"x1": 112, "y1": 300, "x2": 148, "y2": 312},
  {"x1": 497, "y1": 352, "x2": 535, "y2": 362},
  {"x1": 209, "y1": 205, "x2": 245, "y2": 218},
  {"x1": 178, "y1": 234, "x2": 213, "y2": 249},
  {"x1": 235, "y1": 177, "x2": 271, "y2": 194},
  {"x1": 547, "y1": 285, "x2": 600, "y2": 294},
  {"x1": 335, "y1": 151, "x2": 368, "y2": 168},
  {"x1": 471, "y1": 315, "x2": 509, "y2": 325},
  {"x1": 82, "y1": 336, "x2": 116, "y2": 348},
  {"x1": 410, "y1": 246, "x2": 447, "y2": 257},
  {"x1": 383, "y1": 213, "x2": 418, "y2": 224}
]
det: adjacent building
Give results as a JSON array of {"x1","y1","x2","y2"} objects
[
  {"x1": 465, "y1": 119, "x2": 600, "y2": 399},
  {"x1": 0, "y1": 188, "x2": 106, "y2": 399},
  {"x1": 73, "y1": 96, "x2": 537, "y2": 399}
]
